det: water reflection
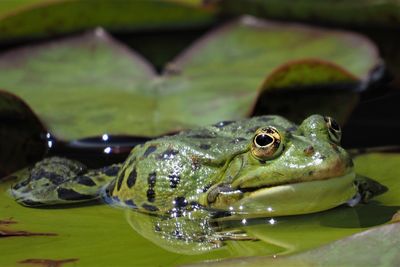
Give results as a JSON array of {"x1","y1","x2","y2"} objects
[
  {"x1": 125, "y1": 209, "x2": 224, "y2": 255},
  {"x1": 124, "y1": 201, "x2": 398, "y2": 256}
]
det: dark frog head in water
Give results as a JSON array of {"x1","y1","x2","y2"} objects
[{"x1": 11, "y1": 115, "x2": 386, "y2": 218}]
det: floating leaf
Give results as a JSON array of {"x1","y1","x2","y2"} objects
[
  {"x1": 219, "y1": 0, "x2": 400, "y2": 28},
  {"x1": 185, "y1": 222, "x2": 400, "y2": 267},
  {"x1": 0, "y1": 16, "x2": 381, "y2": 140},
  {"x1": 0, "y1": 90, "x2": 46, "y2": 177},
  {"x1": 260, "y1": 59, "x2": 358, "y2": 90},
  {"x1": 0, "y1": 0, "x2": 215, "y2": 42},
  {"x1": 253, "y1": 59, "x2": 360, "y2": 124}
]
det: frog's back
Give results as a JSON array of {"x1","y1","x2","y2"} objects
[{"x1": 105, "y1": 115, "x2": 295, "y2": 213}]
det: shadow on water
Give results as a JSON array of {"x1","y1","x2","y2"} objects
[{"x1": 321, "y1": 202, "x2": 400, "y2": 228}]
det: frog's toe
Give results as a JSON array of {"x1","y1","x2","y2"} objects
[
  {"x1": 346, "y1": 192, "x2": 362, "y2": 207},
  {"x1": 215, "y1": 228, "x2": 259, "y2": 241}
]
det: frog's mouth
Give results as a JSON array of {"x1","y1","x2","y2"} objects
[{"x1": 209, "y1": 172, "x2": 357, "y2": 218}]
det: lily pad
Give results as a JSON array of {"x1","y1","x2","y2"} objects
[
  {"x1": 0, "y1": 90, "x2": 46, "y2": 177},
  {"x1": 0, "y1": 152, "x2": 399, "y2": 266},
  {"x1": 185, "y1": 222, "x2": 400, "y2": 267},
  {"x1": 0, "y1": 0, "x2": 215, "y2": 42},
  {"x1": 0, "y1": 16, "x2": 381, "y2": 140},
  {"x1": 219, "y1": 0, "x2": 400, "y2": 28},
  {"x1": 253, "y1": 59, "x2": 360, "y2": 124}
]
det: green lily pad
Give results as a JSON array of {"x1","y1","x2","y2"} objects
[
  {"x1": 219, "y1": 0, "x2": 400, "y2": 28},
  {"x1": 185, "y1": 222, "x2": 400, "y2": 267},
  {"x1": 253, "y1": 59, "x2": 360, "y2": 124},
  {"x1": 0, "y1": 90, "x2": 46, "y2": 177},
  {"x1": 260, "y1": 59, "x2": 358, "y2": 90},
  {"x1": 0, "y1": 152, "x2": 399, "y2": 266},
  {"x1": 0, "y1": 0, "x2": 215, "y2": 42},
  {"x1": 0, "y1": 16, "x2": 380, "y2": 140}
]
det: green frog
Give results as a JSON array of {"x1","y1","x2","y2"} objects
[{"x1": 11, "y1": 114, "x2": 384, "y2": 218}]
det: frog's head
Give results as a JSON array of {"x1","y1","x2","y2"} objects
[{"x1": 202, "y1": 115, "x2": 357, "y2": 217}]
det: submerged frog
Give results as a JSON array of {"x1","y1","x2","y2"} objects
[{"x1": 11, "y1": 115, "x2": 384, "y2": 218}]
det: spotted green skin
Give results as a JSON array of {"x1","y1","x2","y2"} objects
[{"x1": 11, "y1": 115, "x2": 356, "y2": 217}]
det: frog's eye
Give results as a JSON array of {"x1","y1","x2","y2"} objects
[
  {"x1": 251, "y1": 127, "x2": 282, "y2": 160},
  {"x1": 324, "y1": 116, "x2": 341, "y2": 143}
]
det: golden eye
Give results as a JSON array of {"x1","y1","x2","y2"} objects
[
  {"x1": 251, "y1": 127, "x2": 282, "y2": 160},
  {"x1": 324, "y1": 116, "x2": 341, "y2": 143}
]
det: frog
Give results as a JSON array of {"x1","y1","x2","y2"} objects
[{"x1": 11, "y1": 114, "x2": 386, "y2": 217}]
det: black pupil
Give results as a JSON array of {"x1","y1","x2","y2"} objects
[
  {"x1": 330, "y1": 119, "x2": 340, "y2": 131},
  {"x1": 255, "y1": 134, "x2": 273, "y2": 147}
]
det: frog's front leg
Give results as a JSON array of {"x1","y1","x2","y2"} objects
[{"x1": 199, "y1": 183, "x2": 244, "y2": 211}]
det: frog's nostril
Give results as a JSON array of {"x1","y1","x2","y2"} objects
[{"x1": 303, "y1": 145, "x2": 315, "y2": 156}]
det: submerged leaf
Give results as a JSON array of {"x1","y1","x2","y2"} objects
[{"x1": 0, "y1": 16, "x2": 381, "y2": 140}]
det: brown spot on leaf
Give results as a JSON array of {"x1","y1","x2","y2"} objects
[
  {"x1": 1, "y1": 218, "x2": 56, "y2": 238},
  {"x1": 0, "y1": 218, "x2": 17, "y2": 225},
  {"x1": 0, "y1": 229, "x2": 56, "y2": 238},
  {"x1": 18, "y1": 258, "x2": 78, "y2": 267}
]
